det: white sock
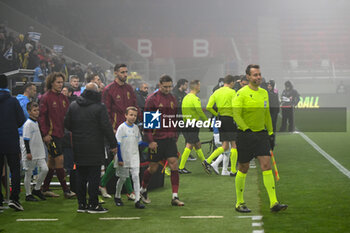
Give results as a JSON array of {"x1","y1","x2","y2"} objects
[
  {"x1": 140, "y1": 187, "x2": 147, "y2": 194},
  {"x1": 212, "y1": 154, "x2": 224, "y2": 168},
  {"x1": 222, "y1": 152, "x2": 230, "y2": 172},
  {"x1": 172, "y1": 193, "x2": 178, "y2": 199}
]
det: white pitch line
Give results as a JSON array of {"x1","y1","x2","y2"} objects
[
  {"x1": 180, "y1": 216, "x2": 224, "y2": 219},
  {"x1": 99, "y1": 217, "x2": 140, "y2": 220},
  {"x1": 252, "y1": 222, "x2": 264, "y2": 227},
  {"x1": 237, "y1": 215, "x2": 263, "y2": 220},
  {"x1": 299, "y1": 132, "x2": 350, "y2": 179},
  {"x1": 16, "y1": 219, "x2": 58, "y2": 222},
  {"x1": 252, "y1": 230, "x2": 264, "y2": 233}
]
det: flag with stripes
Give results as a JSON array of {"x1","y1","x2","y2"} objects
[
  {"x1": 53, "y1": 45, "x2": 64, "y2": 54},
  {"x1": 28, "y1": 32, "x2": 41, "y2": 43},
  {"x1": 3, "y1": 46, "x2": 13, "y2": 60}
]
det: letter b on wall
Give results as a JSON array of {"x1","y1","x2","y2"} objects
[
  {"x1": 193, "y1": 39, "x2": 209, "y2": 57},
  {"x1": 138, "y1": 39, "x2": 152, "y2": 57}
]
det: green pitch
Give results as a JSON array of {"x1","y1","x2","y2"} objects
[{"x1": 1, "y1": 115, "x2": 350, "y2": 233}]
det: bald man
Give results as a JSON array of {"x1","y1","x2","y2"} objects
[{"x1": 65, "y1": 82, "x2": 117, "y2": 213}]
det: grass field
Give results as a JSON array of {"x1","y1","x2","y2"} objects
[{"x1": 1, "y1": 114, "x2": 350, "y2": 233}]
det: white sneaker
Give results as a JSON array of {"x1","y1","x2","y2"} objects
[
  {"x1": 99, "y1": 186, "x2": 112, "y2": 198},
  {"x1": 221, "y1": 170, "x2": 230, "y2": 176}
]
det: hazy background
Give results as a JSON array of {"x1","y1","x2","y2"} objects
[{"x1": 1, "y1": 0, "x2": 350, "y2": 104}]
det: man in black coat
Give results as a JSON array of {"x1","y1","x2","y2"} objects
[
  {"x1": 135, "y1": 82, "x2": 149, "y2": 114},
  {"x1": 0, "y1": 74, "x2": 26, "y2": 211},
  {"x1": 64, "y1": 82, "x2": 117, "y2": 214},
  {"x1": 267, "y1": 80, "x2": 280, "y2": 133},
  {"x1": 279, "y1": 80, "x2": 300, "y2": 132}
]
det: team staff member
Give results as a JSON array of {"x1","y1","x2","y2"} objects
[
  {"x1": 0, "y1": 74, "x2": 26, "y2": 211},
  {"x1": 233, "y1": 64, "x2": 287, "y2": 213},
  {"x1": 65, "y1": 83, "x2": 117, "y2": 213},
  {"x1": 140, "y1": 75, "x2": 184, "y2": 206},
  {"x1": 178, "y1": 80, "x2": 207, "y2": 174},
  {"x1": 204, "y1": 75, "x2": 238, "y2": 175},
  {"x1": 100, "y1": 64, "x2": 138, "y2": 199}
]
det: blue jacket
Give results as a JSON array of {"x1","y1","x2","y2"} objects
[
  {"x1": 0, "y1": 89, "x2": 26, "y2": 154},
  {"x1": 16, "y1": 94, "x2": 30, "y2": 136}
]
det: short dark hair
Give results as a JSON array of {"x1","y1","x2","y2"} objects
[
  {"x1": 159, "y1": 74, "x2": 173, "y2": 84},
  {"x1": 240, "y1": 74, "x2": 248, "y2": 82},
  {"x1": 45, "y1": 72, "x2": 65, "y2": 90},
  {"x1": 0, "y1": 74, "x2": 8, "y2": 88},
  {"x1": 245, "y1": 64, "x2": 260, "y2": 75},
  {"x1": 125, "y1": 106, "x2": 138, "y2": 115},
  {"x1": 114, "y1": 64, "x2": 127, "y2": 72},
  {"x1": 189, "y1": 80, "x2": 200, "y2": 90},
  {"x1": 176, "y1": 79, "x2": 188, "y2": 88},
  {"x1": 23, "y1": 82, "x2": 35, "y2": 93},
  {"x1": 26, "y1": 101, "x2": 39, "y2": 111},
  {"x1": 223, "y1": 75, "x2": 235, "y2": 84},
  {"x1": 86, "y1": 73, "x2": 98, "y2": 83}
]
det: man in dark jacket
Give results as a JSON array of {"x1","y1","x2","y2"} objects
[
  {"x1": 279, "y1": 80, "x2": 300, "y2": 132},
  {"x1": 172, "y1": 79, "x2": 188, "y2": 115},
  {"x1": 64, "y1": 82, "x2": 117, "y2": 214},
  {"x1": 267, "y1": 80, "x2": 280, "y2": 133},
  {"x1": 135, "y1": 82, "x2": 149, "y2": 115},
  {"x1": 0, "y1": 74, "x2": 26, "y2": 211}
]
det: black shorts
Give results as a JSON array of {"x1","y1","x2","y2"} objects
[
  {"x1": 236, "y1": 130, "x2": 271, "y2": 163},
  {"x1": 218, "y1": 116, "x2": 237, "y2": 142},
  {"x1": 48, "y1": 136, "x2": 63, "y2": 158},
  {"x1": 148, "y1": 138, "x2": 178, "y2": 162},
  {"x1": 182, "y1": 126, "x2": 200, "y2": 144}
]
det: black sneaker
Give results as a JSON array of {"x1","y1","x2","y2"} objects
[
  {"x1": 114, "y1": 198, "x2": 124, "y2": 207},
  {"x1": 32, "y1": 189, "x2": 46, "y2": 200},
  {"x1": 8, "y1": 200, "x2": 24, "y2": 211},
  {"x1": 171, "y1": 197, "x2": 185, "y2": 206},
  {"x1": 179, "y1": 168, "x2": 192, "y2": 174},
  {"x1": 87, "y1": 205, "x2": 108, "y2": 214},
  {"x1": 140, "y1": 191, "x2": 151, "y2": 204},
  {"x1": 135, "y1": 200, "x2": 145, "y2": 209},
  {"x1": 25, "y1": 195, "x2": 38, "y2": 202},
  {"x1": 77, "y1": 203, "x2": 87, "y2": 213},
  {"x1": 271, "y1": 203, "x2": 288, "y2": 212},
  {"x1": 235, "y1": 203, "x2": 251, "y2": 213},
  {"x1": 202, "y1": 160, "x2": 212, "y2": 174}
]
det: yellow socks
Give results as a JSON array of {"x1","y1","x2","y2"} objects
[
  {"x1": 263, "y1": 170, "x2": 278, "y2": 207},
  {"x1": 195, "y1": 148, "x2": 205, "y2": 162},
  {"x1": 179, "y1": 147, "x2": 191, "y2": 169},
  {"x1": 207, "y1": 147, "x2": 225, "y2": 164},
  {"x1": 235, "y1": 170, "x2": 247, "y2": 207},
  {"x1": 230, "y1": 148, "x2": 238, "y2": 173}
]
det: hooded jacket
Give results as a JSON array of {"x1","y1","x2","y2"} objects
[
  {"x1": 281, "y1": 81, "x2": 300, "y2": 108},
  {"x1": 64, "y1": 90, "x2": 117, "y2": 166},
  {"x1": 0, "y1": 89, "x2": 26, "y2": 154},
  {"x1": 16, "y1": 94, "x2": 30, "y2": 136}
]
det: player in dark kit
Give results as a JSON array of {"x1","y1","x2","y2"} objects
[{"x1": 140, "y1": 75, "x2": 184, "y2": 206}]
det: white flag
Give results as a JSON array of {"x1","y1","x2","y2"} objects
[
  {"x1": 53, "y1": 45, "x2": 64, "y2": 54},
  {"x1": 3, "y1": 46, "x2": 13, "y2": 60},
  {"x1": 28, "y1": 32, "x2": 41, "y2": 43}
]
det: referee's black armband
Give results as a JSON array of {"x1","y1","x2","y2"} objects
[{"x1": 24, "y1": 139, "x2": 31, "y2": 154}]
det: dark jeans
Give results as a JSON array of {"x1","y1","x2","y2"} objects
[
  {"x1": 0, "y1": 153, "x2": 21, "y2": 202},
  {"x1": 76, "y1": 165, "x2": 101, "y2": 207},
  {"x1": 63, "y1": 148, "x2": 74, "y2": 173},
  {"x1": 280, "y1": 107, "x2": 295, "y2": 132}
]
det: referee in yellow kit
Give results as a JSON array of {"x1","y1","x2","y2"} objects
[
  {"x1": 233, "y1": 64, "x2": 287, "y2": 213},
  {"x1": 204, "y1": 75, "x2": 238, "y2": 175}
]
